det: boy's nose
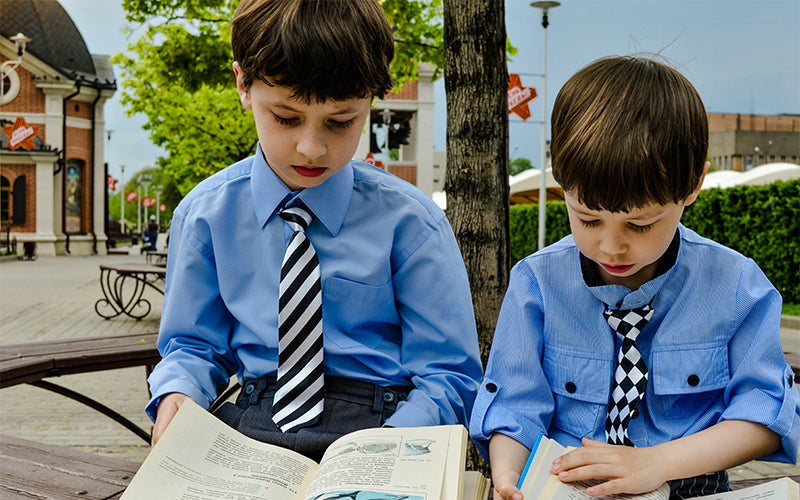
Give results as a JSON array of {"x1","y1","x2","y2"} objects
[
  {"x1": 599, "y1": 231, "x2": 627, "y2": 256},
  {"x1": 296, "y1": 128, "x2": 326, "y2": 160}
]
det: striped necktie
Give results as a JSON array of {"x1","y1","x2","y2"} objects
[
  {"x1": 272, "y1": 205, "x2": 324, "y2": 433},
  {"x1": 604, "y1": 304, "x2": 653, "y2": 446}
]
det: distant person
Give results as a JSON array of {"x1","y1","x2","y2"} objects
[
  {"x1": 470, "y1": 55, "x2": 800, "y2": 500},
  {"x1": 147, "y1": 215, "x2": 158, "y2": 251},
  {"x1": 145, "y1": 0, "x2": 482, "y2": 463}
]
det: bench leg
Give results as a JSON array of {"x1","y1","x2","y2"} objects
[{"x1": 30, "y1": 380, "x2": 152, "y2": 444}]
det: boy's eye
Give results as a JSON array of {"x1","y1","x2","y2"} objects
[
  {"x1": 329, "y1": 118, "x2": 355, "y2": 129},
  {"x1": 628, "y1": 222, "x2": 654, "y2": 233},
  {"x1": 578, "y1": 219, "x2": 600, "y2": 228},
  {"x1": 273, "y1": 114, "x2": 298, "y2": 126}
]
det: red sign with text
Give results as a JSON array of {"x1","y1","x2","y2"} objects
[{"x1": 508, "y1": 74, "x2": 537, "y2": 121}]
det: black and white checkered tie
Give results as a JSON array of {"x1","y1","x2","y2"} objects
[
  {"x1": 604, "y1": 304, "x2": 653, "y2": 446},
  {"x1": 272, "y1": 205, "x2": 324, "y2": 433}
]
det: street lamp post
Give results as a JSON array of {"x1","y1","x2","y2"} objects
[
  {"x1": 139, "y1": 173, "x2": 152, "y2": 236},
  {"x1": 120, "y1": 165, "x2": 126, "y2": 235},
  {"x1": 531, "y1": 1, "x2": 560, "y2": 250}
]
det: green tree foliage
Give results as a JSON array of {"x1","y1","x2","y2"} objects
[
  {"x1": 114, "y1": 0, "x2": 447, "y2": 196},
  {"x1": 510, "y1": 157, "x2": 534, "y2": 176}
]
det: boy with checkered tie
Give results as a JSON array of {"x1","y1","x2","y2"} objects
[{"x1": 470, "y1": 56, "x2": 799, "y2": 500}]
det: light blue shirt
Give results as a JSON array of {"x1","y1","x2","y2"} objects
[
  {"x1": 470, "y1": 225, "x2": 799, "y2": 464},
  {"x1": 147, "y1": 145, "x2": 482, "y2": 427}
]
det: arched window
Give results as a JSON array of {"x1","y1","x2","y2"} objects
[{"x1": 1, "y1": 176, "x2": 10, "y2": 222}]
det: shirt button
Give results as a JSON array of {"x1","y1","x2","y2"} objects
[
  {"x1": 486, "y1": 383, "x2": 497, "y2": 393},
  {"x1": 687, "y1": 374, "x2": 700, "y2": 386},
  {"x1": 565, "y1": 382, "x2": 576, "y2": 393}
]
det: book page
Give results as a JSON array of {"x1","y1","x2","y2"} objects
[
  {"x1": 122, "y1": 400, "x2": 318, "y2": 500},
  {"x1": 687, "y1": 477, "x2": 799, "y2": 500},
  {"x1": 440, "y1": 424, "x2": 469, "y2": 500},
  {"x1": 543, "y1": 477, "x2": 669, "y2": 500},
  {"x1": 462, "y1": 471, "x2": 490, "y2": 500},
  {"x1": 301, "y1": 425, "x2": 466, "y2": 500},
  {"x1": 518, "y1": 434, "x2": 669, "y2": 500}
]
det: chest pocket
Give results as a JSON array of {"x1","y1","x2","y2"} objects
[
  {"x1": 543, "y1": 347, "x2": 611, "y2": 437},
  {"x1": 322, "y1": 276, "x2": 399, "y2": 350},
  {"x1": 650, "y1": 344, "x2": 730, "y2": 420}
]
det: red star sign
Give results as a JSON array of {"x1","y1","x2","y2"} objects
[
  {"x1": 508, "y1": 73, "x2": 537, "y2": 121},
  {"x1": 3, "y1": 116, "x2": 39, "y2": 151}
]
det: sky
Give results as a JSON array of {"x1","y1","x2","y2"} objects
[{"x1": 56, "y1": 0, "x2": 800, "y2": 180}]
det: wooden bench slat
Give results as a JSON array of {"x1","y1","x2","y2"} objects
[
  {"x1": 0, "y1": 434, "x2": 138, "y2": 499},
  {"x1": 0, "y1": 333, "x2": 159, "y2": 389}
]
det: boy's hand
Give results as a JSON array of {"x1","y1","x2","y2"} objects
[
  {"x1": 551, "y1": 438, "x2": 667, "y2": 497},
  {"x1": 152, "y1": 392, "x2": 193, "y2": 446},
  {"x1": 489, "y1": 433, "x2": 531, "y2": 500},
  {"x1": 492, "y1": 470, "x2": 524, "y2": 500}
]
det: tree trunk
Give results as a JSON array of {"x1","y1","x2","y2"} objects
[{"x1": 443, "y1": 0, "x2": 510, "y2": 476}]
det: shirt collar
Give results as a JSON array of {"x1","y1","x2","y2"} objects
[{"x1": 251, "y1": 143, "x2": 353, "y2": 236}]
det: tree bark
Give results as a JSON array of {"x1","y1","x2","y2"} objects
[{"x1": 443, "y1": 0, "x2": 510, "y2": 476}]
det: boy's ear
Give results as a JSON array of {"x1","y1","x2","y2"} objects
[
  {"x1": 684, "y1": 161, "x2": 711, "y2": 207},
  {"x1": 232, "y1": 62, "x2": 252, "y2": 110}
]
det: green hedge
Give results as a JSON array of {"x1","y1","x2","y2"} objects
[
  {"x1": 681, "y1": 179, "x2": 799, "y2": 303},
  {"x1": 509, "y1": 179, "x2": 799, "y2": 303}
]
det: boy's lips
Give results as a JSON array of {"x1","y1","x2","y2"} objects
[
  {"x1": 293, "y1": 165, "x2": 326, "y2": 178},
  {"x1": 601, "y1": 263, "x2": 634, "y2": 274}
]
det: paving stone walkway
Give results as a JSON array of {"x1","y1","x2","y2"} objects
[{"x1": 0, "y1": 246, "x2": 798, "y2": 483}]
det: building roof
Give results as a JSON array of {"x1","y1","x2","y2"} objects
[
  {"x1": 0, "y1": 0, "x2": 101, "y2": 80},
  {"x1": 702, "y1": 163, "x2": 800, "y2": 190}
]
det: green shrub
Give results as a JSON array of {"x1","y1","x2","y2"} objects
[
  {"x1": 509, "y1": 179, "x2": 799, "y2": 303},
  {"x1": 509, "y1": 203, "x2": 571, "y2": 264},
  {"x1": 682, "y1": 179, "x2": 799, "y2": 303}
]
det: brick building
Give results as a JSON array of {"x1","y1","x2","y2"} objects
[
  {"x1": 708, "y1": 113, "x2": 800, "y2": 172},
  {"x1": 355, "y1": 64, "x2": 437, "y2": 195},
  {"x1": 1, "y1": 0, "x2": 115, "y2": 256}
]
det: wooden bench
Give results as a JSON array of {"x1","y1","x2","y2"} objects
[
  {"x1": 0, "y1": 332, "x2": 160, "y2": 443},
  {"x1": 144, "y1": 250, "x2": 168, "y2": 266},
  {"x1": 1, "y1": 434, "x2": 140, "y2": 499},
  {"x1": 95, "y1": 263, "x2": 167, "y2": 320}
]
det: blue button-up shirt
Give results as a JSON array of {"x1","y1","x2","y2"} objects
[
  {"x1": 147, "y1": 145, "x2": 482, "y2": 427},
  {"x1": 470, "y1": 225, "x2": 799, "y2": 464}
]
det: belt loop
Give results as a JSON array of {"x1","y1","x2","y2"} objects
[{"x1": 373, "y1": 385, "x2": 385, "y2": 413}]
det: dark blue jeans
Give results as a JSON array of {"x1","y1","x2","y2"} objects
[{"x1": 213, "y1": 375, "x2": 412, "y2": 462}]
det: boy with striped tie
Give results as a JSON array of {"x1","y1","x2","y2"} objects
[{"x1": 146, "y1": 0, "x2": 482, "y2": 462}]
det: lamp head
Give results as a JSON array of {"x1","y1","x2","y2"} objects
[{"x1": 9, "y1": 33, "x2": 32, "y2": 57}]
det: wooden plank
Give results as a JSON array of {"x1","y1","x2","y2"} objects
[
  {"x1": 0, "y1": 332, "x2": 159, "y2": 388},
  {"x1": 0, "y1": 434, "x2": 138, "y2": 499},
  {"x1": 0, "y1": 357, "x2": 54, "y2": 388}
]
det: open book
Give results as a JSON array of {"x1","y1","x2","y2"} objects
[
  {"x1": 122, "y1": 399, "x2": 471, "y2": 500},
  {"x1": 518, "y1": 433, "x2": 799, "y2": 500}
]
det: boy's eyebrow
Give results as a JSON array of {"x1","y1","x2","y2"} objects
[
  {"x1": 270, "y1": 102, "x2": 364, "y2": 116},
  {"x1": 567, "y1": 200, "x2": 667, "y2": 221}
]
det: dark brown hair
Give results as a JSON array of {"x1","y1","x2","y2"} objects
[
  {"x1": 231, "y1": 0, "x2": 395, "y2": 102},
  {"x1": 550, "y1": 56, "x2": 708, "y2": 212}
]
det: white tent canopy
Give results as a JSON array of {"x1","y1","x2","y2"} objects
[
  {"x1": 509, "y1": 168, "x2": 560, "y2": 193},
  {"x1": 702, "y1": 163, "x2": 800, "y2": 190}
]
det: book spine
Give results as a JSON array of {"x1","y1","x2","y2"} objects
[{"x1": 516, "y1": 433, "x2": 545, "y2": 489}]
